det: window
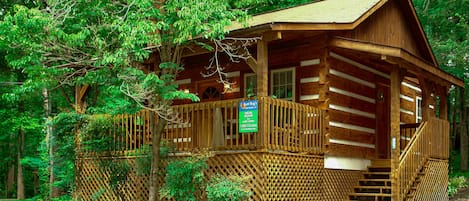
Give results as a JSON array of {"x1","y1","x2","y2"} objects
[
  {"x1": 271, "y1": 68, "x2": 295, "y2": 101},
  {"x1": 244, "y1": 73, "x2": 257, "y2": 97},
  {"x1": 416, "y1": 96, "x2": 422, "y2": 123}
]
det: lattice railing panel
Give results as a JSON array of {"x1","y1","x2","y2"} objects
[
  {"x1": 409, "y1": 159, "x2": 448, "y2": 201},
  {"x1": 323, "y1": 169, "x2": 363, "y2": 201},
  {"x1": 75, "y1": 157, "x2": 150, "y2": 201},
  {"x1": 206, "y1": 153, "x2": 265, "y2": 201},
  {"x1": 76, "y1": 152, "x2": 325, "y2": 201},
  {"x1": 263, "y1": 153, "x2": 324, "y2": 201}
]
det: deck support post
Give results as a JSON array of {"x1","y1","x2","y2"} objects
[
  {"x1": 256, "y1": 40, "x2": 268, "y2": 97},
  {"x1": 256, "y1": 39, "x2": 269, "y2": 148},
  {"x1": 390, "y1": 66, "x2": 401, "y2": 201}
]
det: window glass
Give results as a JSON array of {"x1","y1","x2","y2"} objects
[{"x1": 271, "y1": 68, "x2": 295, "y2": 101}]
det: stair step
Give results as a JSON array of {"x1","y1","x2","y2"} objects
[
  {"x1": 359, "y1": 179, "x2": 391, "y2": 186},
  {"x1": 367, "y1": 166, "x2": 391, "y2": 172},
  {"x1": 371, "y1": 159, "x2": 391, "y2": 167},
  {"x1": 354, "y1": 186, "x2": 391, "y2": 194},
  {"x1": 349, "y1": 192, "x2": 391, "y2": 201},
  {"x1": 363, "y1": 172, "x2": 390, "y2": 179}
]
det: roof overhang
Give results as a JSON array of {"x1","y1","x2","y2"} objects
[{"x1": 329, "y1": 37, "x2": 464, "y2": 87}]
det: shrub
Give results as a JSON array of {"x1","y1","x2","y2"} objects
[
  {"x1": 206, "y1": 175, "x2": 252, "y2": 201},
  {"x1": 449, "y1": 176, "x2": 467, "y2": 197}
]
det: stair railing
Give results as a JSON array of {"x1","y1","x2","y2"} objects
[
  {"x1": 397, "y1": 117, "x2": 449, "y2": 200},
  {"x1": 397, "y1": 121, "x2": 427, "y2": 200}
]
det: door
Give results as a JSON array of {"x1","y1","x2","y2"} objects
[{"x1": 376, "y1": 83, "x2": 390, "y2": 159}]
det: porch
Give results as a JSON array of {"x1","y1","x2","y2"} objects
[{"x1": 98, "y1": 96, "x2": 325, "y2": 155}]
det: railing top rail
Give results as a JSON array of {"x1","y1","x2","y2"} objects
[{"x1": 400, "y1": 123, "x2": 421, "y2": 129}]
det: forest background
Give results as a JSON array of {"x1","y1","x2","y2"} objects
[{"x1": 0, "y1": 0, "x2": 467, "y2": 200}]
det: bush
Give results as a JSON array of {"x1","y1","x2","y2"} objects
[
  {"x1": 160, "y1": 156, "x2": 253, "y2": 201},
  {"x1": 449, "y1": 176, "x2": 467, "y2": 197},
  {"x1": 160, "y1": 157, "x2": 208, "y2": 201},
  {"x1": 206, "y1": 175, "x2": 252, "y2": 201}
]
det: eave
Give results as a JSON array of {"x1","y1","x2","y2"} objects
[{"x1": 329, "y1": 37, "x2": 464, "y2": 87}]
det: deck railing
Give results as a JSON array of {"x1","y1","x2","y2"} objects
[
  {"x1": 398, "y1": 118, "x2": 449, "y2": 199},
  {"x1": 400, "y1": 123, "x2": 420, "y2": 152},
  {"x1": 88, "y1": 97, "x2": 325, "y2": 155}
]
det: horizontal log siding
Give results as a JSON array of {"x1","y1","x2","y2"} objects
[
  {"x1": 326, "y1": 53, "x2": 389, "y2": 159},
  {"x1": 400, "y1": 80, "x2": 421, "y2": 124}
]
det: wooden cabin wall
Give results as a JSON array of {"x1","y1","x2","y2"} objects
[
  {"x1": 400, "y1": 77, "x2": 422, "y2": 124},
  {"x1": 335, "y1": 0, "x2": 425, "y2": 61},
  {"x1": 174, "y1": 34, "x2": 328, "y2": 107},
  {"x1": 325, "y1": 51, "x2": 391, "y2": 161}
]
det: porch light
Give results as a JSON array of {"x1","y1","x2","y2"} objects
[
  {"x1": 223, "y1": 83, "x2": 232, "y2": 93},
  {"x1": 184, "y1": 89, "x2": 190, "y2": 94}
]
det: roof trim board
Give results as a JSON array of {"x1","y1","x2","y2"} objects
[{"x1": 329, "y1": 37, "x2": 464, "y2": 87}]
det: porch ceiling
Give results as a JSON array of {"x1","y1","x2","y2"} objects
[{"x1": 329, "y1": 37, "x2": 464, "y2": 88}]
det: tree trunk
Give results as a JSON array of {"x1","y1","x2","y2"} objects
[
  {"x1": 148, "y1": 112, "x2": 167, "y2": 201},
  {"x1": 451, "y1": 91, "x2": 458, "y2": 150},
  {"x1": 44, "y1": 88, "x2": 60, "y2": 198},
  {"x1": 17, "y1": 127, "x2": 25, "y2": 199},
  {"x1": 6, "y1": 132, "x2": 15, "y2": 198},
  {"x1": 6, "y1": 164, "x2": 15, "y2": 198},
  {"x1": 460, "y1": 88, "x2": 468, "y2": 171}
]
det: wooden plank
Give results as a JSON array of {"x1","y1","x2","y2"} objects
[
  {"x1": 400, "y1": 112, "x2": 415, "y2": 124},
  {"x1": 400, "y1": 99, "x2": 415, "y2": 112},
  {"x1": 328, "y1": 143, "x2": 376, "y2": 159},
  {"x1": 329, "y1": 92, "x2": 376, "y2": 114},
  {"x1": 329, "y1": 109, "x2": 375, "y2": 129},
  {"x1": 300, "y1": 82, "x2": 322, "y2": 95},
  {"x1": 329, "y1": 127, "x2": 375, "y2": 145},
  {"x1": 329, "y1": 58, "x2": 379, "y2": 84},
  {"x1": 329, "y1": 75, "x2": 376, "y2": 99},
  {"x1": 296, "y1": 65, "x2": 321, "y2": 78}
]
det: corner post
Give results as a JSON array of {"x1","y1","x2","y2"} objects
[{"x1": 390, "y1": 67, "x2": 401, "y2": 201}]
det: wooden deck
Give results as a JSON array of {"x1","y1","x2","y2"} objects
[{"x1": 82, "y1": 97, "x2": 325, "y2": 156}]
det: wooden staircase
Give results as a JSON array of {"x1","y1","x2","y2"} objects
[
  {"x1": 402, "y1": 161, "x2": 428, "y2": 200},
  {"x1": 349, "y1": 160, "x2": 391, "y2": 201}
]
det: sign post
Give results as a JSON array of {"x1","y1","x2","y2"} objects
[{"x1": 238, "y1": 100, "x2": 258, "y2": 133}]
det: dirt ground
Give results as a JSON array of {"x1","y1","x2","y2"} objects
[{"x1": 451, "y1": 187, "x2": 469, "y2": 201}]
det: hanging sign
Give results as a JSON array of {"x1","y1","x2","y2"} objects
[{"x1": 238, "y1": 100, "x2": 258, "y2": 133}]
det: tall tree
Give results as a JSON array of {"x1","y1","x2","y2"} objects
[
  {"x1": 0, "y1": 0, "x2": 268, "y2": 200},
  {"x1": 413, "y1": 0, "x2": 469, "y2": 170}
]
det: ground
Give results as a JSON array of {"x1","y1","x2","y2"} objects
[{"x1": 451, "y1": 187, "x2": 469, "y2": 201}]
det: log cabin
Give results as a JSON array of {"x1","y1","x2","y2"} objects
[{"x1": 75, "y1": 0, "x2": 464, "y2": 200}]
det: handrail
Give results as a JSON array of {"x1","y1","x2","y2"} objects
[
  {"x1": 400, "y1": 123, "x2": 420, "y2": 151},
  {"x1": 397, "y1": 118, "x2": 449, "y2": 200}
]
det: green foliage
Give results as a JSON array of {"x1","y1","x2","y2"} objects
[
  {"x1": 206, "y1": 175, "x2": 252, "y2": 201},
  {"x1": 161, "y1": 156, "x2": 253, "y2": 201},
  {"x1": 80, "y1": 115, "x2": 122, "y2": 154},
  {"x1": 449, "y1": 176, "x2": 468, "y2": 197},
  {"x1": 160, "y1": 157, "x2": 208, "y2": 201}
]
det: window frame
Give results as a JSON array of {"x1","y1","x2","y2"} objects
[
  {"x1": 244, "y1": 73, "x2": 257, "y2": 98},
  {"x1": 270, "y1": 67, "x2": 296, "y2": 101},
  {"x1": 416, "y1": 96, "x2": 422, "y2": 123}
]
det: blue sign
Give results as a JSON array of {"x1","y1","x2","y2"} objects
[{"x1": 238, "y1": 100, "x2": 258, "y2": 133}]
